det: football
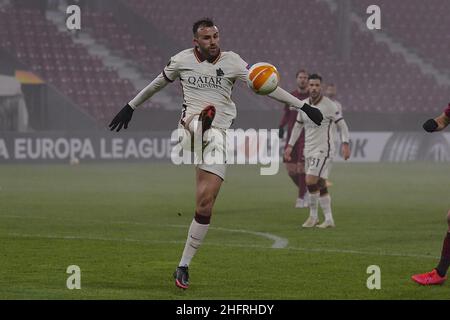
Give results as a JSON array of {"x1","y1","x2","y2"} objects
[{"x1": 246, "y1": 62, "x2": 280, "y2": 95}]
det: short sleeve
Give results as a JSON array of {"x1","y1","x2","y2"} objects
[
  {"x1": 333, "y1": 101, "x2": 344, "y2": 123},
  {"x1": 162, "y1": 54, "x2": 181, "y2": 82},
  {"x1": 232, "y1": 52, "x2": 250, "y2": 82},
  {"x1": 336, "y1": 101, "x2": 344, "y2": 117}
]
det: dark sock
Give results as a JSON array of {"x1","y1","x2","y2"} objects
[
  {"x1": 194, "y1": 212, "x2": 211, "y2": 224},
  {"x1": 288, "y1": 173, "x2": 299, "y2": 187},
  {"x1": 436, "y1": 232, "x2": 450, "y2": 277},
  {"x1": 298, "y1": 173, "x2": 306, "y2": 198}
]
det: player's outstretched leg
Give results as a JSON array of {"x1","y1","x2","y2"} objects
[
  {"x1": 174, "y1": 266, "x2": 190, "y2": 289},
  {"x1": 411, "y1": 210, "x2": 450, "y2": 285},
  {"x1": 196, "y1": 105, "x2": 216, "y2": 149},
  {"x1": 182, "y1": 105, "x2": 216, "y2": 153},
  {"x1": 174, "y1": 168, "x2": 222, "y2": 289},
  {"x1": 198, "y1": 105, "x2": 216, "y2": 133},
  {"x1": 174, "y1": 212, "x2": 211, "y2": 289}
]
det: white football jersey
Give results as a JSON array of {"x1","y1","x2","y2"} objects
[
  {"x1": 333, "y1": 99, "x2": 343, "y2": 116},
  {"x1": 331, "y1": 98, "x2": 343, "y2": 136},
  {"x1": 296, "y1": 95, "x2": 343, "y2": 158},
  {"x1": 163, "y1": 48, "x2": 249, "y2": 129}
]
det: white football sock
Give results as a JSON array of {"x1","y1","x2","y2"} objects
[
  {"x1": 309, "y1": 192, "x2": 319, "y2": 219},
  {"x1": 179, "y1": 219, "x2": 210, "y2": 267},
  {"x1": 319, "y1": 194, "x2": 333, "y2": 221}
]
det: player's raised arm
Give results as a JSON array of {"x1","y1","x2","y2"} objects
[
  {"x1": 423, "y1": 104, "x2": 450, "y2": 132},
  {"x1": 109, "y1": 56, "x2": 180, "y2": 132},
  {"x1": 108, "y1": 74, "x2": 169, "y2": 132},
  {"x1": 233, "y1": 57, "x2": 323, "y2": 126},
  {"x1": 268, "y1": 87, "x2": 323, "y2": 126}
]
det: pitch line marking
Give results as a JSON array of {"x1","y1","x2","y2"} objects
[
  {"x1": 3, "y1": 232, "x2": 439, "y2": 260},
  {"x1": 0, "y1": 215, "x2": 440, "y2": 259},
  {"x1": 0, "y1": 215, "x2": 288, "y2": 249},
  {"x1": 5, "y1": 232, "x2": 278, "y2": 250},
  {"x1": 163, "y1": 224, "x2": 288, "y2": 249}
]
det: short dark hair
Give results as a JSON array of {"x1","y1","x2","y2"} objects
[
  {"x1": 193, "y1": 18, "x2": 215, "y2": 35},
  {"x1": 308, "y1": 73, "x2": 322, "y2": 82},
  {"x1": 296, "y1": 69, "x2": 308, "y2": 78}
]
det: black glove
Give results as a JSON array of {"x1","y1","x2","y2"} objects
[
  {"x1": 278, "y1": 126, "x2": 284, "y2": 139},
  {"x1": 423, "y1": 119, "x2": 438, "y2": 132},
  {"x1": 109, "y1": 104, "x2": 134, "y2": 132},
  {"x1": 301, "y1": 103, "x2": 323, "y2": 126}
]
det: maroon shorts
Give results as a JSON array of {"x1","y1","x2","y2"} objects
[{"x1": 284, "y1": 141, "x2": 304, "y2": 163}]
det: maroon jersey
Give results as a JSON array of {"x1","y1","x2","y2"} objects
[
  {"x1": 279, "y1": 89, "x2": 309, "y2": 162},
  {"x1": 445, "y1": 103, "x2": 450, "y2": 118}
]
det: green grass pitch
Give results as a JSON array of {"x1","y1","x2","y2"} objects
[{"x1": 0, "y1": 162, "x2": 449, "y2": 299}]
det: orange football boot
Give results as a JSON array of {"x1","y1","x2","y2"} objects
[{"x1": 411, "y1": 269, "x2": 447, "y2": 285}]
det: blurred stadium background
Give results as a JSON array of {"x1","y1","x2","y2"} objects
[
  {"x1": 1, "y1": 0, "x2": 450, "y2": 132},
  {"x1": 1, "y1": 0, "x2": 450, "y2": 299}
]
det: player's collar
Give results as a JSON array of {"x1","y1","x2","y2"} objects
[
  {"x1": 310, "y1": 94, "x2": 323, "y2": 106},
  {"x1": 193, "y1": 47, "x2": 221, "y2": 64}
]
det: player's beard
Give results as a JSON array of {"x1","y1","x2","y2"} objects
[
  {"x1": 197, "y1": 45, "x2": 220, "y2": 61},
  {"x1": 207, "y1": 46, "x2": 219, "y2": 59},
  {"x1": 311, "y1": 92, "x2": 322, "y2": 104}
]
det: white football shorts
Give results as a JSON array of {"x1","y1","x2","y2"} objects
[
  {"x1": 177, "y1": 122, "x2": 227, "y2": 180},
  {"x1": 305, "y1": 155, "x2": 333, "y2": 179}
]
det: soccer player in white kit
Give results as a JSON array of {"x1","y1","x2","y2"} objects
[
  {"x1": 325, "y1": 84, "x2": 343, "y2": 118},
  {"x1": 325, "y1": 83, "x2": 345, "y2": 188},
  {"x1": 285, "y1": 74, "x2": 350, "y2": 229},
  {"x1": 109, "y1": 18, "x2": 323, "y2": 289}
]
